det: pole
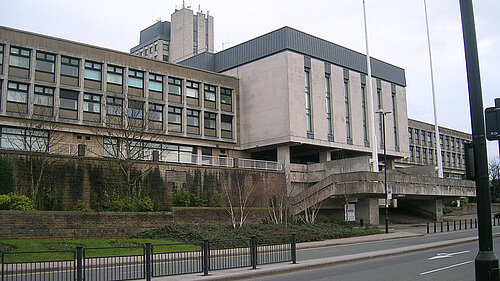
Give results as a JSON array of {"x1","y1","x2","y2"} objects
[
  {"x1": 362, "y1": 0, "x2": 379, "y2": 172},
  {"x1": 423, "y1": 0, "x2": 443, "y2": 178},
  {"x1": 383, "y1": 112, "x2": 388, "y2": 233},
  {"x1": 459, "y1": 1, "x2": 499, "y2": 280}
]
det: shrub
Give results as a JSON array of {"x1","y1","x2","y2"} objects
[
  {"x1": 111, "y1": 196, "x2": 155, "y2": 212},
  {"x1": 172, "y1": 188, "x2": 207, "y2": 207},
  {"x1": 8, "y1": 194, "x2": 35, "y2": 211},
  {"x1": 137, "y1": 197, "x2": 154, "y2": 212},
  {"x1": 72, "y1": 201, "x2": 93, "y2": 212},
  {"x1": 0, "y1": 194, "x2": 11, "y2": 209},
  {"x1": 443, "y1": 206, "x2": 455, "y2": 214}
]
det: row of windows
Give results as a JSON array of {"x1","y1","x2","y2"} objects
[
  {"x1": 1, "y1": 80, "x2": 233, "y2": 137},
  {"x1": 0, "y1": 126, "x2": 48, "y2": 152},
  {"x1": 1, "y1": 45, "x2": 234, "y2": 111},
  {"x1": 409, "y1": 145, "x2": 465, "y2": 167},
  {"x1": 408, "y1": 127, "x2": 467, "y2": 151}
]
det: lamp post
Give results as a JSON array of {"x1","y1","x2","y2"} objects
[{"x1": 377, "y1": 109, "x2": 391, "y2": 234}]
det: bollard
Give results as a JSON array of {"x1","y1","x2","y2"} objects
[
  {"x1": 454, "y1": 220, "x2": 456, "y2": 231},
  {"x1": 291, "y1": 233, "x2": 297, "y2": 264},
  {"x1": 433, "y1": 222, "x2": 436, "y2": 233},
  {"x1": 145, "y1": 243, "x2": 152, "y2": 281},
  {"x1": 360, "y1": 219, "x2": 364, "y2": 227},
  {"x1": 251, "y1": 236, "x2": 257, "y2": 269},
  {"x1": 203, "y1": 239, "x2": 210, "y2": 276},
  {"x1": 465, "y1": 219, "x2": 467, "y2": 229},
  {"x1": 447, "y1": 221, "x2": 449, "y2": 232},
  {"x1": 459, "y1": 220, "x2": 462, "y2": 230},
  {"x1": 427, "y1": 222, "x2": 429, "y2": 234},
  {"x1": 76, "y1": 246, "x2": 83, "y2": 281},
  {"x1": 440, "y1": 221, "x2": 443, "y2": 232},
  {"x1": 470, "y1": 218, "x2": 473, "y2": 228},
  {"x1": 474, "y1": 218, "x2": 477, "y2": 228}
]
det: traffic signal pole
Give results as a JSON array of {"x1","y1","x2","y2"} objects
[{"x1": 459, "y1": 1, "x2": 499, "y2": 280}]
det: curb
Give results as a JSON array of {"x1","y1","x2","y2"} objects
[{"x1": 155, "y1": 232, "x2": 500, "y2": 281}]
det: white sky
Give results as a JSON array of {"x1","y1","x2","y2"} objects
[{"x1": 1, "y1": 0, "x2": 499, "y2": 159}]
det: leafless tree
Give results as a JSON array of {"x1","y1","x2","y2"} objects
[
  {"x1": 6, "y1": 106, "x2": 64, "y2": 208},
  {"x1": 265, "y1": 174, "x2": 287, "y2": 224},
  {"x1": 216, "y1": 170, "x2": 257, "y2": 228}
]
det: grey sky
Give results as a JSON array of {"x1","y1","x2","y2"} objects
[{"x1": 1, "y1": 0, "x2": 499, "y2": 159}]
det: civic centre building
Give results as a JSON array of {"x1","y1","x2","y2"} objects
[{"x1": 0, "y1": 7, "x2": 474, "y2": 224}]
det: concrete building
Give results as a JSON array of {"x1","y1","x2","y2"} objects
[
  {"x1": 0, "y1": 26, "x2": 239, "y2": 165},
  {"x1": 130, "y1": 7, "x2": 214, "y2": 63},
  {"x1": 399, "y1": 119, "x2": 472, "y2": 179}
]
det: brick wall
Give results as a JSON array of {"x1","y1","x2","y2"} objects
[{"x1": 0, "y1": 207, "x2": 269, "y2": 239}]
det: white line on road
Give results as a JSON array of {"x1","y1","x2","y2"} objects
[
  {"x1": 419, "y1": 260, "x2": 474, "y2": 275},
  {"x1": 428, "y1": 250, "x2": 470, "y2": 260}
]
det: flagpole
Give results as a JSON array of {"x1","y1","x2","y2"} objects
[
  {"x1": 363, "y1": 0, "x2": 379, "y2": 172},
  {"x1": 424, "y1": 0, "x2": 443, "y2": 178}
]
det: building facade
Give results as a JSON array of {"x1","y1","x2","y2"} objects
[
  {"x1": 400, "y1": 119, "x2": 472, "y2": 179},
  {"x1": 130, "y1": 7, "x2": 214, "y2": 64},
  {"x1": 0, "y1": 26, "x2": 239, "y2": 165}
]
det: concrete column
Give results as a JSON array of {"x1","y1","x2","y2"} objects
[
  {"x1": 319, "y1": 150, "x2": 331, "y2": 163},
  {"x1": 357, "y1": 197, "x2": 380, "y2": 225},
  {"x1": 277, "y1": 145, "x2": 292, "y2": 194}
]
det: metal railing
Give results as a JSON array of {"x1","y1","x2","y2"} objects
[
  {"x1": 237, "y1": 158, "x2": 283, "y2": 171},
  {"x1": 0, "y1": 234, "x2": 296, "y2": 281}
]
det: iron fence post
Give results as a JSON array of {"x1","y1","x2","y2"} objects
[
  {"x1": 441, "y1": 222, "x2": 443, "y2": 232},
  {"x1": 447, "y1": 221, "x2": 450, "y2": 232},
  {"x1": 434, "y1": 222, "x2": 436, "y2": 233},
  {"x1": 465, "y1": 219, "x2": 468, "y2": 229},
  {"x1": 460, "y1": 220, "x2": 462, "y2": 230},
  {"x1": 291, "y1": 233, "x2": 297, "y2": 264},
  {"x1": 251, "y1": 236, "x2": 257, "y2": 269},
  {"x1": 145, "y1": 243, "x2": 151, "y2": 281},
  {"x1": 203, "y1": 239, "x2": 209, "y2": 276},
  {"x1": 427, "y1": 222, "x2": 429, "y2": 234},
  {"x1": 76, "y1": 246, "x2": 83, "y2": 281}
]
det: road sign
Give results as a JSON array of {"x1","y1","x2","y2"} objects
[
  {"x1": 387, "y1": 188, "x2": 393, "y2": 200},
  {"x1": 485, "y1": 107, "x2": 500, "y2": 140}
]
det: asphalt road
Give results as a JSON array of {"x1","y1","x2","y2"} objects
[{"x1": 247, "y1": 233, "x2": 500, "y2": 281}]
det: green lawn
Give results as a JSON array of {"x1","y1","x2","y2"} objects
[{"x1": 0, "y1": 238, "x2": 199, "y2": 263}]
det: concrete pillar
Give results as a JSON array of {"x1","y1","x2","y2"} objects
[
  {"x1": 357, "y1": 197, "x2": 380, "y2": 225},
  {"x1": 319, "y1": 150, "x2": 331, "y2": 163},
  {"x1": 277, "y1": 145, "x2": 292, "y2": 195}
]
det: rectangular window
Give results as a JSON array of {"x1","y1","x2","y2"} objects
[
  {"x1": 414, "y1": 129, "x2": 419, "y2": 140},
  {"x1": 9, "y1": 46, "x2": 30, "y2": 69},
  {"x1": 128, "y1": 100, "x2": 144, "y2": 119},
  {"x1": 344, "y1": 79, "x2": 351, "y2": 141},
  {"x1": 163, "y1": 44, "x2": 169, "y2": 51},
  {"x1": 7, "y1": 82, "x2": 28, "y2": 103},
  {"x1": 0, "y1": 45, "x2": 4, "y2": 65},
  {"x1": 361, "y1": 83, "x2": 368, "y2": 144},
  {"x1": 421, "y1": 130, "x2": 425, "y2": 143},
  {"x1": 325, "y1": 75, "x2": 333, "y2": 136},
  {"x1": 168, "y1": 77, "x2": 182, "y2": 96},
  {"x1": 168, "y1": 106, "x2": 182, "y2": 125},
  {"x1": 429, "y1": 149, "x2": 433, "y2": 160},
  {"x1": 187, "y1": 109, "x2": 200, "y2": 128},
  {"x1": 392, "y1": 91, "x2": 399, "y2": 148},
  {"x1": 204, "y1": 112, "x2": 216, "y2": 129},
  {"x1": 163, "y1": 55, "x2": 169, "y2": 62},
  {"x1": 60, "y1": 56, "x2": 79, "y2": 77},
  {"x1": 36, "y1": 51, "x2": 55, "y2": 73},
  {"x1": 1, "y1": 127, "x2": 48, "y2": 152},
  {"x1": 84, "y1": 61, "x2": 102, "y2": 81},
  {"x1": 409, "y1": 145, "x2": 414, "y2": 159},
  {"x1": 34, "y1": 85, "x2": 54, "y2": 107},
  {"x1": 149, "y1": 73, "x2": 163, "y2": 92},
  {"x1": 128, "y1": 69, "x2": 144, "y2": 89},
  {"x1": 186, "y1": 81, "x2": 199, "y2": 98},
  {"x1": 408, "y1": 128, "x2": 412, "y2": 140},
  {"x1": 106, "y1": 96, "x2": 122, "y2": 116},
  {"x1": 220, "y1": 88, "x2": 232, "y2": 109},
  {"x1": 107, "y1": 65, "x2": 123, "y2": 85},
  {"x1": 83, "y1": 93, "x2": 101, "y2": 113},
  {"x1": 148, "y1": 103, "x2": 163, "y2": 122},
  {"x1": 59, "y1": 89, "x2": 78, "y2": 110},
  {"x1": 440, "y1": 135, "x2": 443, "y2": 146},
  {"x1": 451, "y1": 137, "x2": 455, "y2": 148},
  {"x1": 305, "y1": 69, "x2": 312, "y2": 133},
  {"x1": 103, "y1": 138, "x2": 119, "y2": 158},
  {"x1": 423, "y1": 148, "x2": 427, "y2": 159},
  {"x1": 221, "y1": 115, "x2": 233, "y2": 137},
  {"x1": 427, "y1": 132, "x2": 432, "y2": 143},
  {"x1": 204, "y1": 84, "x2": 216, "y2": 102},
  {"x1": 416, "y1": 147, "x2": 420, "y2": 158}
]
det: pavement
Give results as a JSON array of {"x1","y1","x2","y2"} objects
[{"x1": 153, "y1": 225, "x2": 492, "y2": 281}]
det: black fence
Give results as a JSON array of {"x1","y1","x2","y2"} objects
[
  {"x1": 0, "y1": 234, "x2": 297, "y2": 281},
  {"x1": 425, "y1": 216, "x2": 500, "y2": 234}
]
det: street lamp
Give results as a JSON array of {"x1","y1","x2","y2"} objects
[{"x1": 376, "y1": 109, "x2": 391, "y2": 234}]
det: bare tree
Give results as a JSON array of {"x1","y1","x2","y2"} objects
[
  {"x1": 216, "y1": 170, "x2": 257, "y2": 228},
  {"x1": 490, "y1": 160, "x2": 500, "y2": 203},
  {"x1": 6, "y1": 106, "x2": 64, "y2": 208},
  {"x1": 265, "y1": 174, "x2": 287, "y2": 224},
  {"x1": 297, "y1": 194, "x2": 323, "y2": 224},
  {"x1": 92, "y1": 106, "x2": 163, "y2": 197}
]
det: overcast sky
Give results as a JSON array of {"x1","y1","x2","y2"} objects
[{"x1": 1, "y1": 0, "x2": 499, "y2": 159}]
